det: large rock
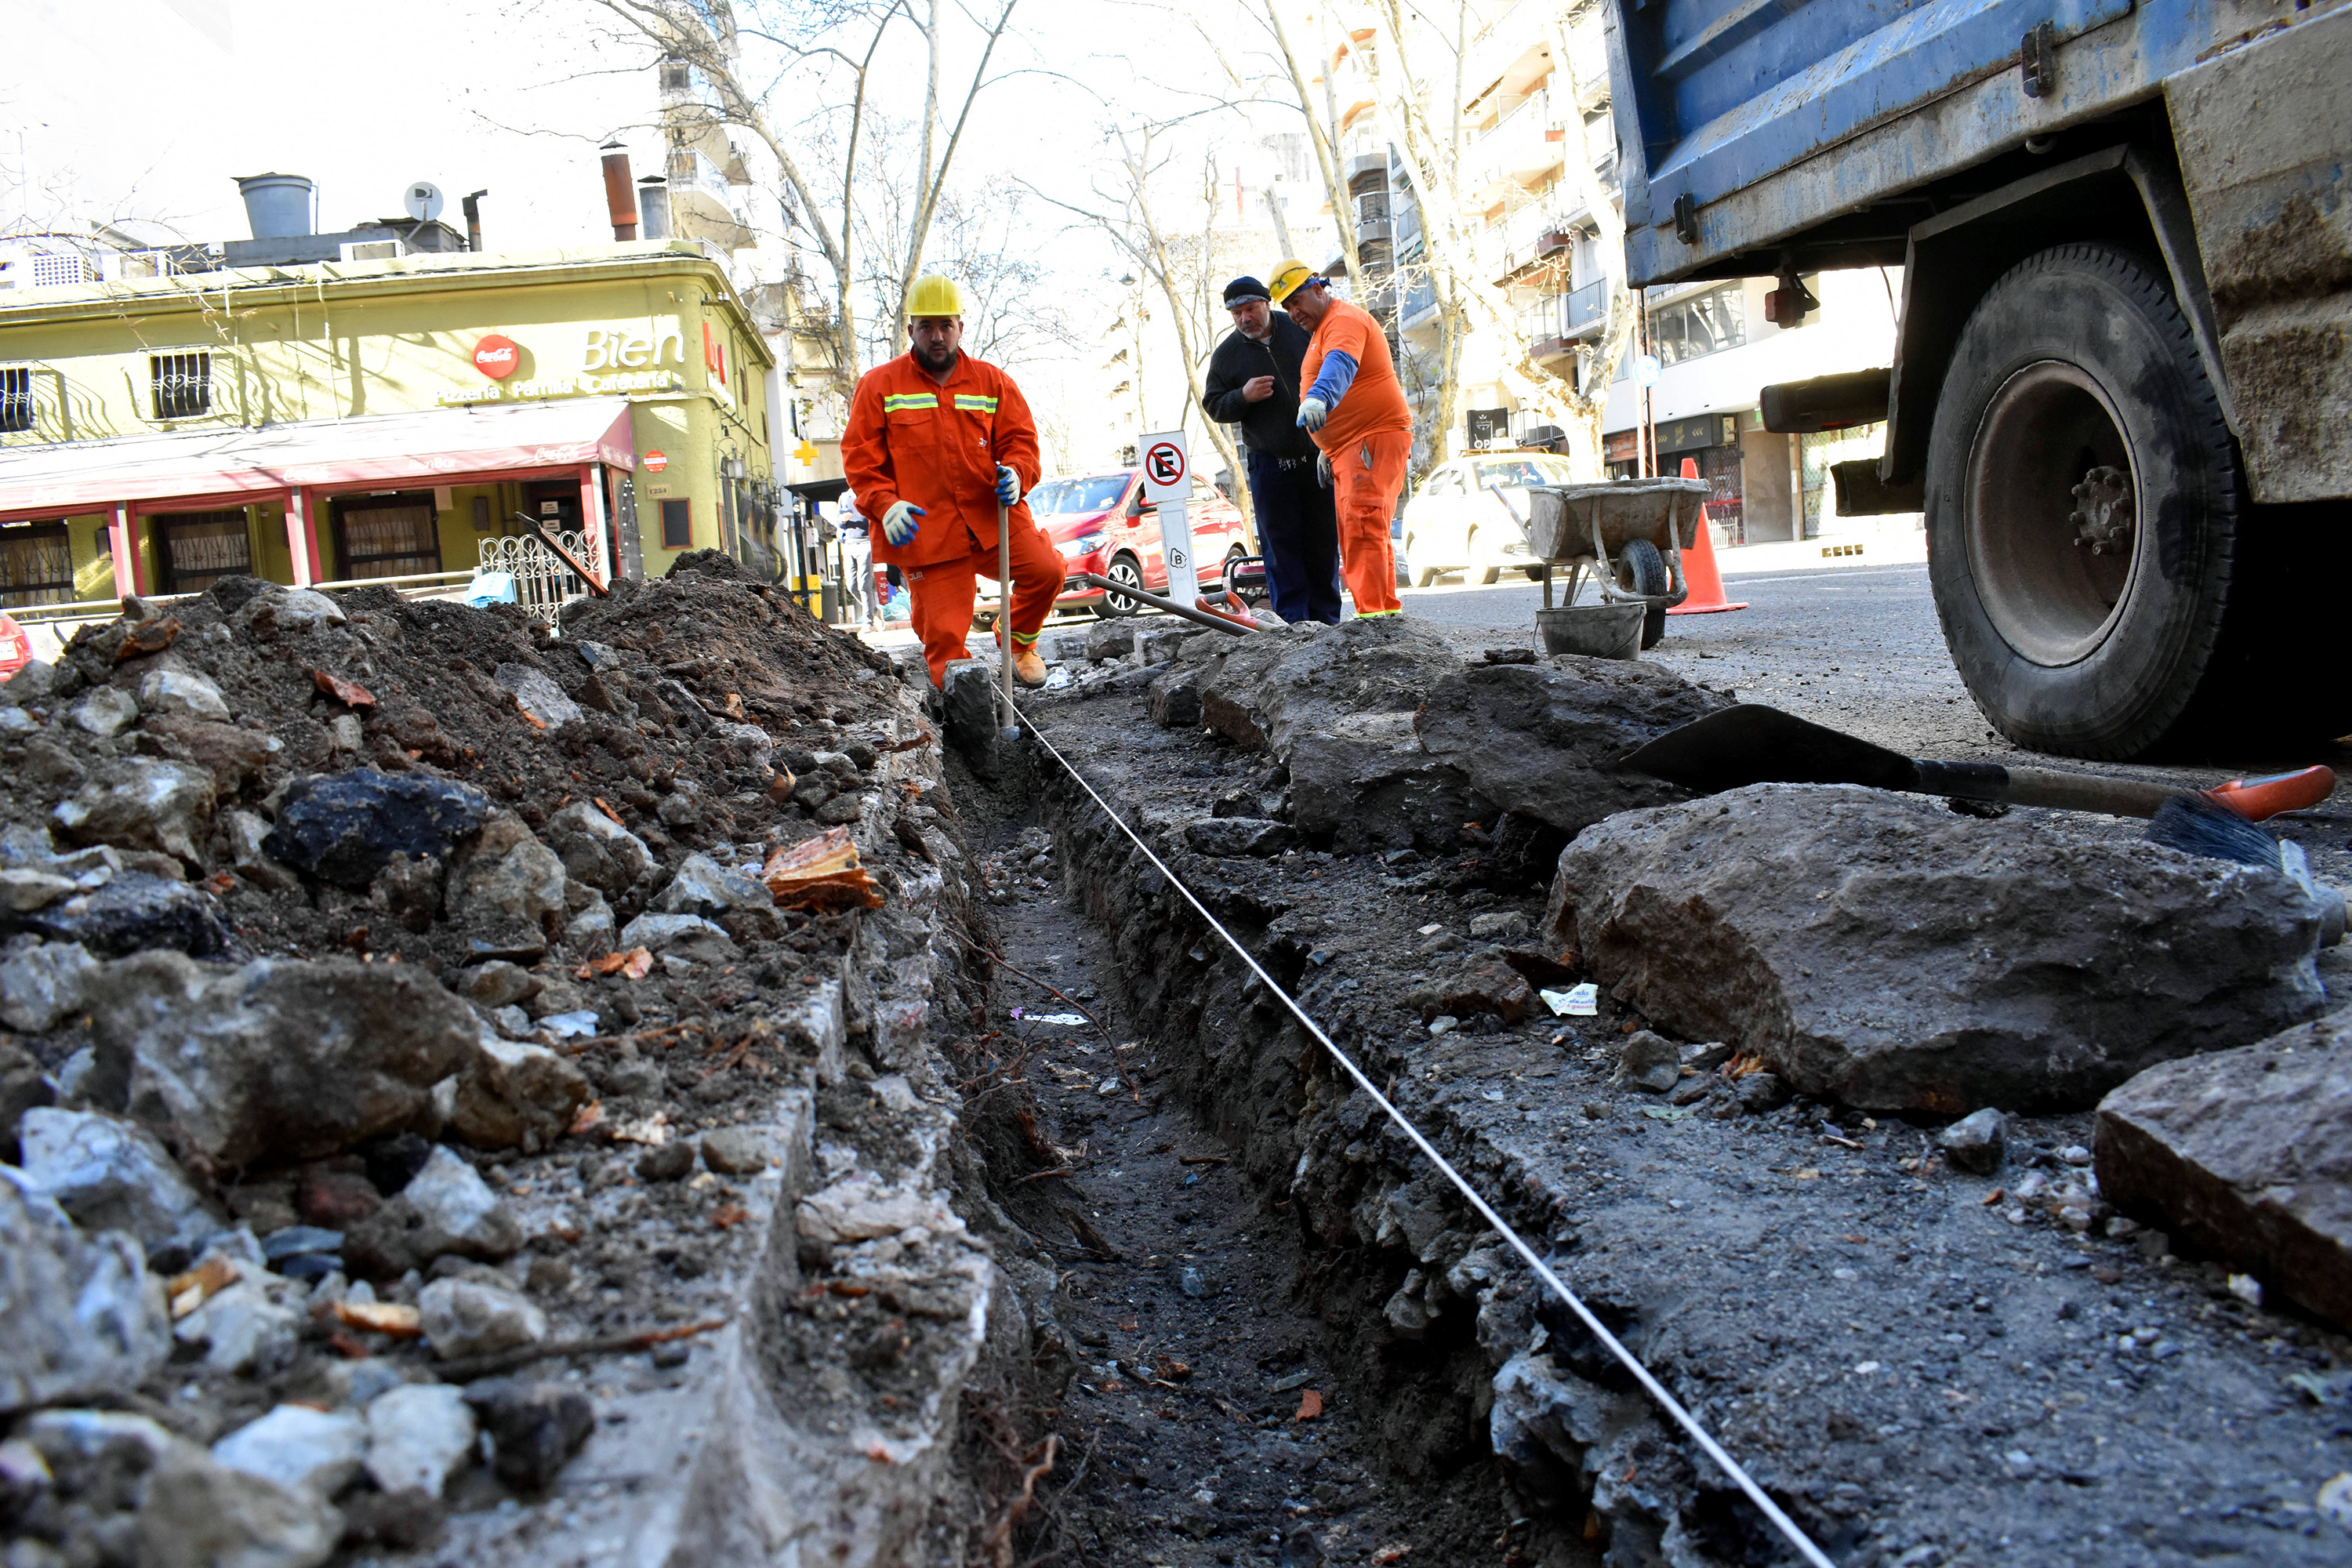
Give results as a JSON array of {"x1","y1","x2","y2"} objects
[
  {"x1": 343, "y1": 1145, "x2": 521, "y2": 1278},
  {"x1": 1412, "y1": 659, "x2": 1730, "y2": 836},
  {"x1": 542, "y1": 801, "x2": 655, "y2": 899},
  {"x1": 2096, "y1": 1008, "x2": 2352, "y2": 1330},
  {"x1": 452, "y1": 1022, "x2": 591, "y2": 1150},
  {"x1": 364, "y1": 1382, "x2": 477, "y2": 1497},
  {"x1": 1198, "y1": 619, "x2": 1487, "y2": 853},
  {"x1": 0, "y1": 1169, "x2": 172, "y2": 1413},
  {"x1": 0, "y1": 936, "x2": 96, "y2": 1032},
  {"x1": 448, "y1": 812, "x2": 570, "y2": 929},
  {"x1": 135, "y1": 1445, "x2": 340, "y2": 1568},
  {"x1": 51, "y1": 758, "x2": 216, "y2": 867},
  {"x1": 264, "y1": 769, "x2": 491, "y2": 888},
  {"x1": 87, "y1": 953, "x2": 477, "y2": 1167},
  {"x1": 210, "y1": 1404, "x2": 368, "y2": 1498},
  {"x1": 10, "y1": 873, "x2": 236, "y2": 959},
  {"x1": 16, "y1": 1107, "x2": 220, "y2": 1253},
  {"x1": 1542, "y1": 785, "x2": 2328, "y2": 1112}
]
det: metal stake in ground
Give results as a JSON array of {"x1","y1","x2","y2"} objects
[{"x1": 996, "y1": 500, "x2": 1017, "y2": 739}]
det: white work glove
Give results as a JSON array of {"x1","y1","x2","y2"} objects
[
  {"x1": 1296, "y1": 396, "x2": 1329, "y2": 432},
  {"x1": 881, "y1": 500, "x2": 925, "y2": 547},
  {"x1": 1315, "y1": 450, "x2": 1331, "y2": 488},
  {"x1": 995, "y1": 465, "x2": 1022, "y2": 507}
]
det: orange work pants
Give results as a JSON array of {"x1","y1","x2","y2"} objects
[
  {"x1": 903, "y1": 520, "x2": 1062, "y2": 686},
  {"x1": 1325, "y1": 428, "x2": 1408, "y2": 616}
]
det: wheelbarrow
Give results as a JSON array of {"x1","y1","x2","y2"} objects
[{"x1": 1523, "y1": 477, "x2": 1710, "y2": 652}]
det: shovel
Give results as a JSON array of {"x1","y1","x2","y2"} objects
[
  {"x1": 996, "y1": 501, "x2": 1018, "y2": 741},
  {"x1": 1623, "y1": 705, "x2": 2336, "y2": 822}
]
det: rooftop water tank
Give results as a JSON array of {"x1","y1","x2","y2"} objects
[{"x1": 234, "y1": 173, "x2": 315, "y2": 239}]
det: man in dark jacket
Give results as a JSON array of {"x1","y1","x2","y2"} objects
[{"x1": 1200, "y1": 276, "x2": 1344, "y2": 623}]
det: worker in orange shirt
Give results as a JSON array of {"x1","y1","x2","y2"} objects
[
  {"x1": 841, "y1": 274, "x2": 1057, "y2": 686},
  {"x1": 1267, "y1": 260, "x2": 1407, "y2": 618}
]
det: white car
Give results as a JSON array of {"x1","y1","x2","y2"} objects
[{"x1": 1401, "y1": 452, "x2": 1577, "y2": 586}]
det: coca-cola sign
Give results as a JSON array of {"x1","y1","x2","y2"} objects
[{"x1": 472, "y1": 334, "x2": 521, "y2": 379}]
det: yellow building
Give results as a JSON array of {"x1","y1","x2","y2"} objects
[{"x1": 0, "y1": 240, "x2": 775, "y2": 607}]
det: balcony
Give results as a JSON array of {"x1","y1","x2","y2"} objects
[
  {"x1": 1465, "y1": 96, "x2": 1566, "y2": 205},
  {"x1": 1563, "y1": 278, "x2": 1608, "y2": 336},
  {"x1": 1490, "y1": 202, "x2": 1575, "y2": 285}
]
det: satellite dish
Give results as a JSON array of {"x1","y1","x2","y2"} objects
[{"x1": 403, "y1": 181, "x2": 445, "y2": 223}]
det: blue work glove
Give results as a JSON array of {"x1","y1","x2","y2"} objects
[
  {"x1": 881, "y1": 500, "x2": 925, "y2": 547},
  {"x1": 995, "y1": 464, "x2": 1022, "y2": 507},
  {"x1": 1296, "y1": 396, "x2": 1329, "y2": 432}
]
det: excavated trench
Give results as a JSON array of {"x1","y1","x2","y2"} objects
[{"x1": 939, "y1": 619, "x2": 2352, "y2": 1568}]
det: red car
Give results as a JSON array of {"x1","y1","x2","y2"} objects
[
  {"x1": 1029, "y1": 468, "x2": 1254, "y2": 619},
  {"x1": 0, "y1": 612, "x2": 31, "y2": 684}
]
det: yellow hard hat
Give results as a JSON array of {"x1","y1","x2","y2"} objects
[
  {"x1": 906, "y1": 274, "x2": 965, "y2": 318},
  {"x1": 1267, "y1": 260, "x2": 1318, "y2": 304}
]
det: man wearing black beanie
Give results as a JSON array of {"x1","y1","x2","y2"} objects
[{"x1": 1200, "y1": 275, "x2": 1344, "y2": 623}]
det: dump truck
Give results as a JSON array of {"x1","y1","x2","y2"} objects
[{"x1": 1600, "y1": 0, "x2": 2351, "y2": 758}]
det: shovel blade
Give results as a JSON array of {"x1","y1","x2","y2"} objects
[{"x1": 1623, "y1": 704, "x2": 1922, "y2": 795}]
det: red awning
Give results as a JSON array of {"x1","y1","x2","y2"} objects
[{"x1": 0, "y1": 398, "x2": 637, "y2": 518}]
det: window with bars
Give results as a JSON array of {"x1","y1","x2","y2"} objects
[
  {"x1": 0, "y1": 522, "x2": 75, "y2": 608},
  {"x1": 333, "y1": 495, "x2": 443, "y2": 580},
  {"x1": 150, "y1": 351, "x2": 212, "y2": 419},
  {"x1": 0, "y1": 368, "x2": 31, "y2": 433}
]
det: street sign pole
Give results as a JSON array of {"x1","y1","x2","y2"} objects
[{"x1": 1138, "y1": 428, "x2": 1198, "y2": 608}]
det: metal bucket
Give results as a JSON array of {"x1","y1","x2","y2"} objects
[{"x1": 1536, "y1": 602, "x2": 1645, "y2": 659}]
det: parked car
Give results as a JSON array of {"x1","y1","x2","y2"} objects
[
  {"x1": 1027, "y1": 469, "x2": 1254, "y2": 619},
  {"x1": 0, "y1": 612, "x2": 31, "y2": 683},
  {"x1": 1400, "y1": 452, "x2": 1577, "y2": 587}
]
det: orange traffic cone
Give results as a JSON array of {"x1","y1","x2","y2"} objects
[{"x1": 1664, "y1": 456, "x2": 1748, "y2": 616}]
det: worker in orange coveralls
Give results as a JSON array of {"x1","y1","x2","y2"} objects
[
  {"x1": 841, "y1": 274, "x2": 1056, "y2": 687},
  {"x1": 1267, "y1": 260, "x2": 1407, "y2": 617}
]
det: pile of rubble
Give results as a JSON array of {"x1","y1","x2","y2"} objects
[
  {"x1": 1006, "y1": 613, "x2": 2352, "y2": 1563},
  {"x1": 0, "y1": 559, "x2": 1053, "y2": 1565}
]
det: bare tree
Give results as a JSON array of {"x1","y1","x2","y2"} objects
[
  {"x1": 1349, "y1": 0, "x2": 1635, "y2": 477},
  {"x1": 572, "y1": 0, "x2": 1022, "y2": 398}
]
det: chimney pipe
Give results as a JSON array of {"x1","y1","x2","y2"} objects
[
  {"x1": 637, "y1": 176, "x2": 670, "y2": 241},
  {"x1": 463, "y1": 188, "x2": 488, "y2": 252},
  {"x1": 600, "y1": 144, "x2": 639, "y2": 241}
]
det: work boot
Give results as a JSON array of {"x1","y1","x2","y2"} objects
[{"x1": 1009, "y1": 644, "x2": 1048, "y2": 687}]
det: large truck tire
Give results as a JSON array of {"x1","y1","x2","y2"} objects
[{"x1": 1925, "y1": 244, "x2": 2241, "y2": 760}]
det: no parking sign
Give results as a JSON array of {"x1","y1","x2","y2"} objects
[{"x1": 1138, "y1": 427, "x2": 1197, "y2": 608}]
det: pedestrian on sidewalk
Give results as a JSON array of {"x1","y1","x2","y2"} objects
[
  {"x1": 1201, "y1": 275, "x2": 1344, "y2": 624},
  {"x1": 1268, "y1": 260, "x2": 1409, "y2": 619},
  {"x1": 841, "y1": 274, "x2": 1056, "y2": 686}
]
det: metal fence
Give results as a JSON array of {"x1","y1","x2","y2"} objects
[{"x1": 479, "y1": 528, "x2": 606, "y2": 624}]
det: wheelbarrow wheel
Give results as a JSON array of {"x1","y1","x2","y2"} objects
[{"x1": 1614, "y1": 537, "x2": 1670, "y2": 648}]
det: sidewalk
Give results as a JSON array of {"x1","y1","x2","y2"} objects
[{"x1": 1713, "y1": 528, "x2": 1927, "y2": 578}]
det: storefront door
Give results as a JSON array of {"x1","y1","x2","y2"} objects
[{"x1": 154, "y1": 509, "x2": 253, "y2": 594}]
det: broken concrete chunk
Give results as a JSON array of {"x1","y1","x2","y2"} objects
[
  {"x1": 1938, "y1": 1108, "x2": 2008, "y2": 1174},
  {"x1": 797, "y1": 1172, "x2": 935, "y2": 1245},
  {"x1": 16, "y1": 1107, "x2": 220, "y2": 1253},
  {"x1": 2096, "y1": 1007, "x2": 2352, "y2": 1331},
  {"x1": 13, "y1": 872, "x2": 235, "y2": 959},
  {"x1": 137, "y1": 667, "x2": 229, "y2": 723},
  {"x1": 452, "y1": 1021, "x2": 591, "y2": 1151},
  {"x1": 699, "y1": 1125, "x2": 773, "y2": 1174},
  {"x1": 52, "y1": 757, "x2": 216, "y2": 868},
  {"x1": 655, "y1": 852, "x2": 776, "y2": 921},
  {"x1": 1183, "y1": 817, "x2": 1296, "y2": 858},
  {"x1": 67, "y1": 685, "x2": 139, "y2": 737},
  {"x1": 396, "y1": 1145, "x2": 523, "y2": 1262},
  {"x1": 1617, "y1": 1030, "x2": 1682, "y2": 1094},
  {"x1": 617, "y1": 911, "x2": 738, "y2": 964},
  {"x1": 463, "y1": 1379, "x2": 593, "y2": 1490},
  {"x1": 1544, "y1": 785, "x2": 2328, "y2": 1112},
  {"x1": 236, "y1": 586, "x2": 345, "y2": 634},
  {"x1": 209, "y1": 1404, "x2": 367, "y2": 1499},
  {"x1": 0, "y1": 936, "x2": 96, "y2": 1033},
  {"x1": 221, "y1": 810, "x2": 299, "y2": 891},
  {"x1": 1416, "y1": 659, "x2": 1729, "y2": 837},
  {"x1": 364, "y1": 1383, "x2": 477, "y2": 1498},
  {"x1": 1148, "y1": 666, "x2": 1202, "y2": 728},
  {"x1": 419, "y1": 1276, "x2": 547, "y2": 1359},
  {"x1": 455, "y1": 960, "x2": 541, "y2": 1008},
  {"x1": 1438, "y1": 961, "x2": 1536, "y2": 1025},
  {"x1": 543, "y1": 800, "x2": 655, "y2": 899},
  {"x1": 448, "y1": 812, "x2": 570, "y2": 928},
  {"x1": 178, "y1": 1279, "x2": 302, "y2": 1374},
  {"x1": 88, "y1": 952, "x2": 477, "y2": 1167},
  {"x1": 0, "y1": 1171, "x2": 172, "y2": 1414},
  {"x1": 495, "y1": 662, "x2": 584, "y2": 729},
  {"x1": 264, "y1": 768, "x2": 492, "y2": 889},
  {"x1": 134, "y1": 1444, "x2": 340, "y2": 1568}
]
